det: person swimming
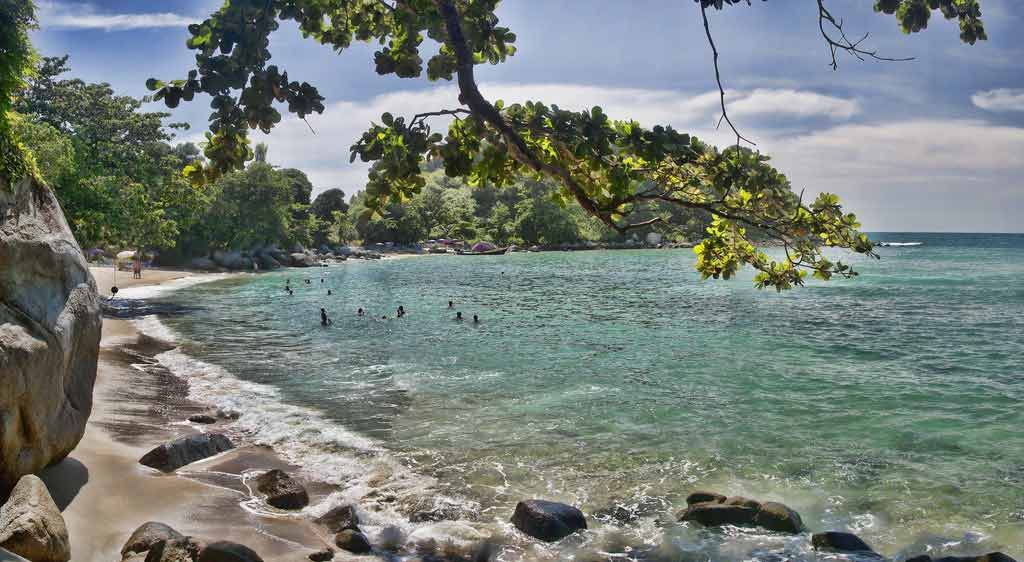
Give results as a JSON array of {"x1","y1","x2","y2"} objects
[
  {"x1": 473, "y1": 314, "x2": 479, "y2": 324},
  {"x1": 448, "y1": 300, "x2": 454, "y2": 308},
  {"x1": 455, "y1": 311, "x2": 463, "y2": 321},
  {"x1": 320, "y1": 278, "x2": 324, "y2": 283},
  {"x1": 397, "y1": 305, "x2": 405, "y2": 317},
  {"x1": 327, "y1": 289, "x2": 332, "y2": 296},
  {"x1": 357, "y1": 308, "x2": 365, "y2": 316},
  {"x1": 320, "y1": 308, "x2": 332, "y2": 326},
  {"x1": 288, "y1": 288, "x2": 294, "y2": 296}
]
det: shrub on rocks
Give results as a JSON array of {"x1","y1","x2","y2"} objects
[
  {"x1": 510, "y1": 500, "x2": 587, "y2": 542},
  {"x1": 253, "y1": 469, "x2": 309, "y2": 510},
  {"x1": 0, "y1": 475, "x2": 70, "y2": 562},
  {"x1": 139, "y1": 433, "x2": 234, "y2": 472}
]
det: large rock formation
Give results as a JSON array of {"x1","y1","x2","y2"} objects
[
  {"x1": 0, "y1": 174, "x2": 101, "y2": 498},
  {"x1": 0, "y1": 474, "x2": 70, "y2": 562}
]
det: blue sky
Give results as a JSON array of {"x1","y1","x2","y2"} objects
[{"x1": 31, "y1": 0, "x2": 1024, "y2": 232}]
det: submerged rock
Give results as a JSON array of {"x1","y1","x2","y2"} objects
[
  {"x1": 334, "y1": 530, "x2": 371, "y2": 554},
  {"x1": 196, "y1": 541, "x2": 264, "y2": 562},
  {"x1": 685, "y1": 491, "x2": 726, "y2": 506},
  {"x1": 314, "y1": 505, "x2": 359, "y2": 534},
  {"x1": 0, "y1": 174, "x2": 101, "y2": 497},
  {"x1": 187, "y1": 414, "x2": 218, "y2": 424},
  {"x1": 253, "y1": 469, "x2": 308, "y2": 510},
  {"x1": 511, "y1": 500, "x2": 587, "y2": 542},
  {"x1": 139, "y1": 433, "x2": 234, "y2": 472},
  {"x1": 308, "y1": 548, "x2": 334, "y2": 562},
  {"x1": 811, "y1": 531, "x2": 875, "y2": 553},
  {"x1": 121, "y1": 522, "x2": 185, "y2": 558},
  {"x1": 678, "y1": 503, "x2": 757, "y2": 527},
  {"x1": 931, "y1": 554, "x2": 1018, "y2": 562},
  {"x1": 0, "y1": 475, "x2": 70, "y2": 562}
]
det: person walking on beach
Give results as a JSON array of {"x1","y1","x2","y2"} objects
[
  {"x1": 132, "y1": 252, "x2": 142, "y2": 279},
  {"x1": 320, "y1": 308, "x2": 332, "y2": 326}
]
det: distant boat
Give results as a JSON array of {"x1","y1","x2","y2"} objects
[
  {"x1": 457, "y1": 246, "x2": 508, "y2": 256},
  {"x1": 877, "y1": 242, "x2": 923, "y2": 247}
]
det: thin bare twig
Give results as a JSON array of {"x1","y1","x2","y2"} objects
[
  {"x1": 700, "y1": 2, "x2": 756, "y2": 148},
  {"x1": 816, "y1": 0, "x2": 913, "y2": 70}
]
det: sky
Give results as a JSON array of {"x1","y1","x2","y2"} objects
[{"x1": 29, "y1": 0, "x2": 1024, "y2": 233}]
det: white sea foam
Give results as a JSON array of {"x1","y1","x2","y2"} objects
[
  {"x1": 877, "y1": 242, "x2": 923, "y2": 247},
  {"x1": 134, "y1": 312, "x2": 487, "y2": 544},
  {"x1": 117, "y1": 273, "x2": 234, "y2": 300}
]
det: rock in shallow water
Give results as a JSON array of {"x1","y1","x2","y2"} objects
[
  {"x1": 253, "y1": 469, "x2": 308, "y2": 510},
  {"x1": 685, "y1": 491, "x2": 726, "y2": 506},
  {"x1": 677, "y1": 492, "x2": 803, "y2": 534},
  {"x1": 0, "y1": 475, "x2": 70, "y2": 562},
  {"x1": 511, "y1": 500, "x2": 587, "y2": 542},
  {"x1": 307, "y1": 548, "x2": 334, "y2": 561},
  {"x1": 145, "y1": 537, "x2": 205, "y2": 562},
  {"x1": 139, "y1": 433, "x2": 234, "y2": 472},
  {"x1": 314, "y1": 505, "x2": 359, "y2": 533},
  {"x1": 811, "y1": 531, "x2": 875, "y2": 553},
  {"x1": 121, "y1": 522, "x2": 185, "y2": 558},
  {"x1": 0, "y1": 174, "x2": 101, "y2": 497},
  {"x1": 196, "y1": 541, "x2": 264, "y2": 562},
  {"x1": 334, "y1": 529, "x2": 371, "y2": 554},
  {"x1": 187, "y1": 414, "x2": 218, "y2": 425}
]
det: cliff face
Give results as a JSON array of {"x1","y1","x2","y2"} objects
[{"x1": 0, "y1": 174, "x2": 101, "y2": 498}]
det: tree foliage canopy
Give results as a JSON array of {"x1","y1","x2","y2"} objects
[{"x1": 150, "y1": 0, "x2": 984, "y2": 289}]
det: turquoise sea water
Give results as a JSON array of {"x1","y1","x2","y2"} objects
[{"x1": 143, "y1": 233, "x2": 1024, "y2": 559}]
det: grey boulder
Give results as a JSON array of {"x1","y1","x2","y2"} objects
[
  {"x1": 510, "y1": 500, "x2": 587, "y2": 542},
  {"x1": 139, "y1": 433, "x2": 234, "y2": 472},
  {"x1": 0, "y1": 475, "x2": 70, "y2": 562},
  {"x1": 0, "y1": 174, "x2": 101, "y2": 497}
]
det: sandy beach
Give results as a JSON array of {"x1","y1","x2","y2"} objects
[{"x1": 39, "y1": 269, "x2": 334, "y2": 562}]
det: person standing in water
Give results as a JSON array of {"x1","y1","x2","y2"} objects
[
  {"x1": 320, "y1": 308, "x2": 332, "y2": 326},
  {"x1": 448, "y1": 300, "x2": 454, "y2": 309},
  {"x1": 455, "y1": 311, "x2": 463, "y2": 321},
  {"x1": 397, "y1": 305, "x2": 405, "y2": 318},
  {"x1": 473, "y1": 314, "x2": 479, "y2": 324}
]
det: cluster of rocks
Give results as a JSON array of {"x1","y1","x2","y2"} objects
[
  {"x1": 186, "y1": 244, "x2": 387, "y2": 271},
  {"x1": 678, "y1": 491, "x2": 1016, "y2": 562},
  {"x1": 119, "y1": 521, "x2": 264, "y2": 562}
]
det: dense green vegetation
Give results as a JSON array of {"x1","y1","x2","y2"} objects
[
  {"x1": 12, "y1": 55, "x2": 696, "y2": 259},
  {"x1": 148, "y1": 0, "x2": 984, "y2": 289}
]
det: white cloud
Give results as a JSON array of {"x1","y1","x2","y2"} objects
[
  {"x1": 37, "y1": 1, "x2": 196, "y2": 31},
  {"x1": 251, "y1": 84, "x2": 859, "y2": 190},
  {"x1": 972, "y1": 88, "x2": 1024, "y2": 112}
]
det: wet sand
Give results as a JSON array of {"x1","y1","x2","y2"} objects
[{"x1": 40, "y1": 275, "x2": 337, "y2": 561}]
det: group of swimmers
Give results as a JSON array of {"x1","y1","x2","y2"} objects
[{"x1": 288, "y1": 278, "x2": 481, "y2": 327}]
